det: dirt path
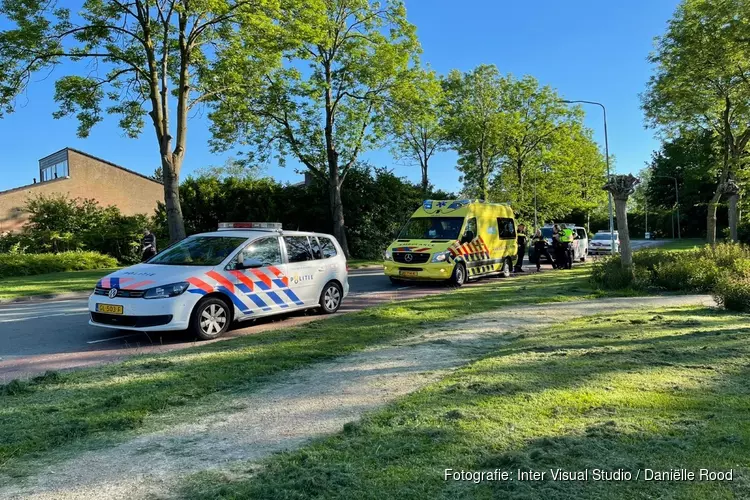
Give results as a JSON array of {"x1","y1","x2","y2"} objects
[{"x1": 0, "y1": 294, "x2": 715, "y2": 499}]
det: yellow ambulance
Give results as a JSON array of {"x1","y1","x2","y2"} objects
[{"x1": 383, "y1": 199, "x2": 518, "y2": 286}]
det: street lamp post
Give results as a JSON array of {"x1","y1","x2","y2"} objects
[{"x1": 561, "y1": 99, "x2": 616, "y2": 255}]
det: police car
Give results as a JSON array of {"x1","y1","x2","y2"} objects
[{"x1": 89, "y1": 223, "x2": 349, "y2": 340}]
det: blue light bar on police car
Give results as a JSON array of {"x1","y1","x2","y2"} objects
[{"x1": 218, "y1": 222, "x2": 282, "y2": 230}]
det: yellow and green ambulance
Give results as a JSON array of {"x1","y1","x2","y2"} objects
[{"x1": 383, "y1": 199, "x2": 518, "y2": 286}]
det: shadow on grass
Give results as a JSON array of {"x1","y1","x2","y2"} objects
[
  {"x1": 0, "y1": 266, "x2": 624, "y2": 476},
  {"x1": 175, "y1": 308, "x2": 750, "y2": 500}
]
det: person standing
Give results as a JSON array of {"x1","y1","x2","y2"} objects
[
  {"x1": 532, "y1": 229, "x2": 555, "y2": 271},
  {"x1": 552, "y1": 224, "x2": 563, "y2": 269},
  {"x1": 141, "y1": 228, "x2": 157, "y2": 262},
  {"x1": 514, "y1": 224, "x2": 527, "y2": 272},
  {"x1": 558, "y1": 224, "x2": 574, "y2": 269}
]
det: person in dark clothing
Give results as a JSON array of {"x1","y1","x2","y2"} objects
[
  {"x1": 532, "y1": 229, "x2": 555, "y2": 271},
  {"x1": 514, "y1": 224, "x2": 527, "y2": 272},
  {"x1": 141, "y1": 229, "x2": 157, "y2": 262},
  {"x1": 552, "y1": 224, "x2": 564, "y2": 269}
]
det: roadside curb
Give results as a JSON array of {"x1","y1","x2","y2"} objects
[{"x1": 0, "y1": 291, "x2": 90, "y2": 305}]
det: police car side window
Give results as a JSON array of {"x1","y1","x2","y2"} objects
[
  {"x1": 285, "y1": 236, "x2": 314, "y2": 263},
  {"x1": 228, "y1": 237, "x2": 281, "y2": 270},
  {"x1": 498, "y1": 218, "x2": 516, "y2": 239},
  {"x1": 310, "y1": 237, "x2": 323, "y2": 260},
  {"x1": 320, "y1": 237, "x2": 338, "y2": 258}
]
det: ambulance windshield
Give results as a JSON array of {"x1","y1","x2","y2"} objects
[{"x1": 398, "y1": 217, "x2": 465, "y2": 240}]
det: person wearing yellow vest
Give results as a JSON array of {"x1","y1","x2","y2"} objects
[{"x1": 558, "y1": 224, "x2": 575, "y2": 269}]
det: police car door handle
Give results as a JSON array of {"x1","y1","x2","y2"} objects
[{"x1": 317, "y1": 266, "x2": 325, "y2": 272}]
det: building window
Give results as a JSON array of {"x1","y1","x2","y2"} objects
[{"x1": 40, "y1": 160, "x2": 68, "y2": 182}]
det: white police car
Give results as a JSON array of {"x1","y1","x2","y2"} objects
[{"x1": 89, "y1": 223, "x2": 349, "y2": 340}]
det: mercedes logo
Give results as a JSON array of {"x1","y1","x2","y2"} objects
[
  {"x1": 108, "y1": 288, "x2": 118, "y2": 299},
  {"x1": 404, "y1": 253, "x2": 413, "y2": 263}
]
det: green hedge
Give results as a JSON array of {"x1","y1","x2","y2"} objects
[
  {"x1": 591, "y1": 243, "x2": 750, "y2": 313},
  {"x1": 0, "y1": 251, "x2": 118, "y2": 279}
]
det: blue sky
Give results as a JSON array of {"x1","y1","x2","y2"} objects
[{"x1": 0, "y1": 0, "x2": 679, "y2": 193}]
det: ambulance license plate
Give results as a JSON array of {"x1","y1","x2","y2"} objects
[
  {"x1": 96, "y1": 304, "x2": 123, "y2": 314},
  {"x1": 399, "y1": 270, "x2": 418, "y2": 278}
]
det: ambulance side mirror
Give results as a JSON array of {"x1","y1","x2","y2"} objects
[
  {"x1": 239, "y1": 257, "x2": 264, "y2": 269},
  {"x1": 461, "y1": 231, "x2": 474, "y2": 244}
]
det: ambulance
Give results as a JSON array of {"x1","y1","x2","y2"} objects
[
  {"x1": 88, "y1": 223, "x2": 349, "y2": 340},
  {"x1": 383, "y1": 200, "x2": 518, "y2": 286}
]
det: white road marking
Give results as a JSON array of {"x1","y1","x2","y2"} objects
[
  {"x1": 348, "y1": 271, "x2": 385, "y2": 277},
  {"x1": 0, "y1": 311, "x2": 89, "y2": 323},
  {"x1": 87, "y1": 333, "x2": 141, "y2": 344}
]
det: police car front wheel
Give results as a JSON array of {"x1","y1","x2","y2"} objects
[
  {"x1": 319, "y1": 282, "x2": 343, "y2": 314},
  {"x1": 190, "y1": 297, "x2": 231, "y2": 340}
]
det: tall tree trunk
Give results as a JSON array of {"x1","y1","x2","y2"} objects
[
  {"x1": 614, "y1": 196, "x2": 632, "y2": 268},
  {"x1": 728, "y1": 192, "x2": 739, "y2": 242},
  {"x1": 162, "y1": 155, "x2": 186, "y2": 242},
  {"x1": 421, "y1": 158, "x2": 429, "y2": 195},
  {"x1": 329, "y1": 173, "x2": 349, "y2": 257},
  {"x1": 707, "y1": 187, "x2": 722, "y2": 245}
]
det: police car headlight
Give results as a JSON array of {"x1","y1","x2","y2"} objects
[
  {"x1": 431, "y1": 251, "x2": 450, "y2": 263},
  {"x1": 143, "y1": 282, "x2": 190, "y2": 299},
  {"x1": 384, "y1": 250, "x2": 393, "y2": 261}
]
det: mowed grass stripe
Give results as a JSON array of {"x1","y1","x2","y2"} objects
[{"x1": 179, "y1": 307, "x2": 750, "y2": 500}]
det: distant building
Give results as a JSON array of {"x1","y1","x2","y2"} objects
[{"x1": 0, "y1": 148, "x2": 163, "y2": 233}]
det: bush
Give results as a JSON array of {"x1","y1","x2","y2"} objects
[
  {"x1": 713, "y1": 273, "x2": 750, "y2": 312},
  {"x1": 591, "y1": 243, "x2": 750, "y2": 296},
  {"x1": 0, "y1": 251, "x2": 117, "y2": 279}
]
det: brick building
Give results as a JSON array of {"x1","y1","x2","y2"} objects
[{"x1": 0, "y1": 148, "x2": 163, "y2": 233}]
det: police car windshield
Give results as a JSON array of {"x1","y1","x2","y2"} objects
[
  {"x1": 398, "y1": 217, "x2": 464, "y2": 240},
  {"x1": 148, "y1": 236, "x2": 247, "y2": 266},
  {"x1": 541, "y1": 227, "x2": 553, "y2": 238},
  {"x1": 593, "y1": 233, "x2": 613, "y2": 240}
]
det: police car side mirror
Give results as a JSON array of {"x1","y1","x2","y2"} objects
[{"x1": 239, "y1": 257, "x2": 264, "y2": 269}]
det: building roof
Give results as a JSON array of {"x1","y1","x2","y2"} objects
[{"x1": 63, "y1": 148, "x2": 163, "y2": 186}]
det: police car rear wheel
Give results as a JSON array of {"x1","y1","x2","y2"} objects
[
  {"x1": 450, "y1": 263, "x2": 466, "y2": 287},
  {"x1": 190, "y1": 297, "x2": 230, "y2": 340},
  {"x1": 319, "y1": 282, "x2": 342, "y2": 314}
]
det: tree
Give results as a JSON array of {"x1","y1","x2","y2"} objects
[
  {"x1": 210, "y1": 0, "x2": 419, "y2": 257},
  {"x1": 642, "y1": 0, "x2": 750, "y2": 243},
  {"x1": 604, "y1": 174, "x2": 640, "y2": 268},
  {"x1": 645, "y1": 130, "x2": 720, "y2": 238},
  {"x1": 386, "y1": 67, "x2": 446, "y2": 193},
  {"x1": 495, "y1": 75, "x2": 581, "y2": 214},
  {"x1": 442, "y1": 65, "x2": 505, "y2": 201},
  {"x1": 0, "y1": 0, "x2": 307, "y2": 242}
]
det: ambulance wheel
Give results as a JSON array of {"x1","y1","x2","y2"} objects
[
  {"x1": 389, "y1": 277, "x2": 405, "y2": 285},
  {"x1": 500, "y1": 258, "x2": 512, "y2": 278},
  {"x1": 190, "y1": 297, "x2": 231, "y2": 340},
  {"x1": 450, "y1": 263, "x2": 467, "y2": 287},
  {"x1": 319, "y1": 281, "x2": 343, "y2": 314}
]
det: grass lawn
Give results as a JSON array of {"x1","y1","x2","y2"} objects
[
  {"x1": 0, "y1": 266, "x2": 628, "y2": 477},
  {"x1": 182, "y1": 306, "x2": 750, "y2": 499},
  {"x1": 0, "y1": 268, "x2": 119, "y2": 300},
  {"x1": 347, "y1": 258, "x2": 383, "y2": 269},
  {"x1": 654, "y1": 238, "x2": 706, "y2": 251}
]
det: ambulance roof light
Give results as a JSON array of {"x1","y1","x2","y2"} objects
[{"x1": 218, "y1": 222, "x2": 282, "y2": 231}]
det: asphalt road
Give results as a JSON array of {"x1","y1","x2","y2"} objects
[{"x1": 0, "y1": 239, "x2": 665, "y2": 381}]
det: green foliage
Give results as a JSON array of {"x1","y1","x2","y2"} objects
[
  {"x1": 0, "y1": 251, "x2": 117, "y2": 279},
  {"x1": 591, "y1": 243, "x2": 750, "y2": 301},
  {"x1": 0, "y1": 194, "x2": 149, "y2": 263},
  {"x1": 386, "y1": 67, "x2": 447, "y2": 191},
  {"x1": 151, "y1": 166, "x2": 452, "y2": 259},
  {"x1": 714, "y1": 272, "x2": 750, "y2": 312}
]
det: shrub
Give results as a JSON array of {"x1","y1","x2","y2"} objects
[
  {"x1": 0, "y1": 251, "x2": 117, "y2": 279},
  {"x1": 714, "y1": 273, "x2": 750, "y2": 312},
  {"x1": 591, "y1": 243, "x2": 750, "y2": 297}
]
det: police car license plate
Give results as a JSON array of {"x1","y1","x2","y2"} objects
[
  {"x1": 96, "y1": 304, "x2": 123, "y2": 314},
  {"x1": 399, "y1": 270, "x2": 418, "y2": 277}
]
